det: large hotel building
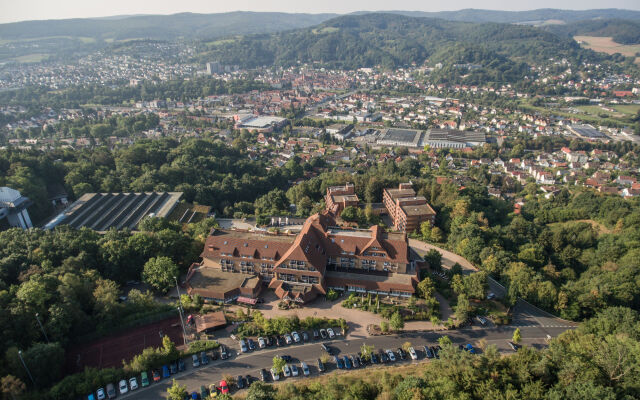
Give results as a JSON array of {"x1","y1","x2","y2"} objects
[{"x1": 186, "y1": 212, "x2": 421, "y2": 304}]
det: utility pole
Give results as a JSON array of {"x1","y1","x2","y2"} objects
[
  {"x1": 174, "y1": 276, "x2": 184, "y2": 313},
  {"x1": 35, "y1": 313, "x2": 49, "y2": 344},
  {"x1": 18, "y1": 350, "x2": 35, "y2": 386},
  {"x1": 177, "y1": 307, "x2": 188, "y2": 346}
]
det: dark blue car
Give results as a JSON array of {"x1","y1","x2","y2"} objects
[
  {"x1": 162, "y1": 365, "x2": 170, "y2": 379},
  {"x1": 334, "y1": 356, "x2": 344, "y2": 369},
  {"x1": 343, "y1": 356, "x2": 352, "y2": 369}
]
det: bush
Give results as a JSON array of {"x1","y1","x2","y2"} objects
[
  {"x1": 186, "y1": 340, "x2": 220, "y2": 355},
  {"x1": 50, "y1": 368, "x2": 126, "y2": 400},
  {"x1": 326, "y1": 288, "x2": 340, "y2": 301}
]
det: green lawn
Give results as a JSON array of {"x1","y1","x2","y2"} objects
[
  {"x1": 612, "y1": 104, "x2": 640, "y2": 116},
  {"x1": 12, "y1": 53, "x2": 48, "y2": 63}
]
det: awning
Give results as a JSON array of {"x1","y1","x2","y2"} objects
[{"x1": 237, "y1": 296, "x2": 257, "y2": 305}]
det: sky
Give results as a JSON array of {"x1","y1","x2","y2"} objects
[{"x1": 1, "y1": 0, "x2": 640, "y2": 24}]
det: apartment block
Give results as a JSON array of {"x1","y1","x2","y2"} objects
[
  {"x1": 325, "y1": 182, "x2": 359, "y2": 215},
  {"x1": 383, "y1": 183, "x2": 436, "y2": 232}
]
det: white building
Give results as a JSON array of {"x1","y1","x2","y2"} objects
[{"x1": 0, "y1": 187, "x2": 33, "y2": 230}]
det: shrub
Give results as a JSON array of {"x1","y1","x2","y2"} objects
[
  {"x1": 326, "y1": 288, "x2": 340, "y2": 301},
  {"x1": 186, "y1": 340, "x2": 220, "y2": 355}
]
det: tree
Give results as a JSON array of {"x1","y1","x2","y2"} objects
[
  {"x1": 513, "y1": 328, "x2": 522, "y2": 344},
  {"x1": 360, "y1": 344, "x2": 375, "y2": 362},
  {"x1": 142, "y1": 256, "x2": 179, "y2": 293},
  {"x1": 0, "y1": 375, "x2": 25, "y2": 400},
  {"x1": 402, "y1": 341, "x2": 412, "y2": 353},
  {"x1": 425, "y1": 249, "x2": 442, "y2": 271},
  {"x1": 5, "y1": 342, "x2": 65, "y2": 388},
  {"x1": 272, "y1": 355, "x2": 286, "y2": 374},
  {"x1": 417, "y1": 277, "x2": 436, "y2": 299},
  {"x1": 167, "y1": 379, "x2": 188, "y2": 400},
  {"x1": 245, "y1": 381, "x2": 277, "y2": 400},
  {"x1": 438, "y1": 335, "x2": 452, "y2": 346},
  {"x1": 455, "y1": 294, "x2": 470, "y2": 322},
  {"x1": 380, "y1": 321, "x2": 389, "y2": 333},
  {"x1": 390, "y1": 311, "x2": 405, "y2": 331}
]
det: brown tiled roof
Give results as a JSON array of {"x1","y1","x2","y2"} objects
[{"x1": 194, "y1": 311, "x2": 227, "y2": 332}]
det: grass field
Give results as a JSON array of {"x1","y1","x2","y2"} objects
[
  {"x1": 12, "y1": 53, "x2": 48, "y2": 63},
  {"x1": 574, "y1": 36, "x2": 640, "y2": 63},
  {"x1": 612, "y1": 104, "x2": 640, "y2": 116}
]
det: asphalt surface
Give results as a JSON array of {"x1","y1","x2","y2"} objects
[{"x1": 120, "y1": 320, "x2": 574, "y2": 400}]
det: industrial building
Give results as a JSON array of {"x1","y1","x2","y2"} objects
[
  {"x1": 0, "y1": 187, "x2": 33, "y2": 230},
  {"x1": 376, "y1": 128, "x2": 485, "y2": 149},
  {"x1": 377, "y1": 128, "x2": 424, "y2": 148},
  {"x1": 44, "y1": 192, "x2": 182, "y2": 231},
  {"x1": 567, "y1": 124, "x2": 609, "y2": 140}
]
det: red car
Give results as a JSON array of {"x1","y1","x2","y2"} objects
[
  {"x1": 219, "y1": 380, "x2": 229, "y2": 394},
  {"x1": 152, "y1": 369, "x2": 161, "y2": 382}
]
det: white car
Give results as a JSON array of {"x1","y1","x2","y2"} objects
[
  {"x1": 270, "y1": 368, "x2": 280, "y2": 381},
  {"x1": 258, "y1": 337, "x2": 266, "y2": 348},
  {"x1": 327, "y1": 328, "x2": 335, "y2": 338},
  {"x1": 476, "y1": 316, "x2": 487, "y2": 325},
  {"x1": 408, "y1": 347, "x2": 418, "y2": 360},
  {"x1": 292, "y1": 331, "x2": 301, "y2": 343},
  {"x1": 290, "y1": 364, "x2": 299, "y2": 377},
  {"x1": 96, "y1": 388, "x2": 106, "y2": 400},
  {"x1": 284, "y1": 334, "x2": 293, "y2": 345},
  {"x1": 386, "y1": 350, "x2": 396, "y2": 362},
  {"x1": 128, "y1": 377, "x2": 138, "y2": 391},
  {"x1": 301, "y1": 362, "x2": 310, "y2": 376},
  {"x1": 283, "y1": 365, "x2": 292, "y2": 377},
  {"x1": 118, "y1": 379, "x2": 128, "y2": 394}
]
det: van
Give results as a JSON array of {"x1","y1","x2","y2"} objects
[{"x1": 106, "y1": 383, "x2": 117, "y2": 399}]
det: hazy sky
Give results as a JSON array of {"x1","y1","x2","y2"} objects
[{"x1": 2, "y1": 0, "x2": 640, "y2": 24}]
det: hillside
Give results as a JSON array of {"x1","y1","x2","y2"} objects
[
  {"x1": 546, "y1": 19, "x2": 640, "y2": 44},
  {"x1": 385, "y1": 8, "x2": 640, "y2": 24},
  {"x1": 198, "y1": 13, "x2": 598, "y2": 82},
  {"x1": 0, "y1": 12, "x2": 337, "y2": 41}
]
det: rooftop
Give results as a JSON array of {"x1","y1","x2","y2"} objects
[
  {"x1": 401, "y1": 203, "x2": 436, "y2": 217},
  {"x1": 188, "y1": 267, "x2": 260, "y2": 294}
]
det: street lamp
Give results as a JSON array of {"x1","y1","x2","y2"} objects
[
  {"x1": 177, "y1": 307, "x2": 188, "y2": 346},
  {"x1": 35, "y1": 313, "x2": 49, "y2": 344},
  {"x1": 18, "y1": 350, "x2": 36, "y2": 386},
  {"x1": 174, "y1": 276, "x2": 184, "y2": 313}
]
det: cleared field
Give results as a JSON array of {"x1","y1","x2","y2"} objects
[{"x1": 574, "y1": 36, "x2": 640, "y2": 63}]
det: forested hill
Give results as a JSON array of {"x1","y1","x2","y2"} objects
[
  {"x1": 198, "y1": 13, "x2": 598, "y2": 81},
  {"x1": 384, "y1": 8, "x2": 640, "y2": 23},
  {"x1": 0, "y1": 11, "x2": 337, "y2": 41},
  {"x1": 546, "y1": 19, "x2": 640, "y2": 45}
]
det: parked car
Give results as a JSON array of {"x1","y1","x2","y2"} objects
[
  {"x1": 396, "y1": 347, "x2": 406, "y2": 360},
  {"x1": 209, "y1": 349, "x2": 218, "y2": 360},
  {"x1": 219, "y1": 380, "x2": 229, "y2": 394},
  {"x1": 170, "y1": 362, "x2": 177, "y2": 374},
  {"x1": 433, "y1": 346, "x2": 442, "y2": 359},
  {"x1": 343, "y1": 355, "x2": 352, "y2": 369},
  {"x1": 487, "y1": 292, "x2": 496, "y2": 300},
  {"x1": 247, "y1": 339, "x2": 256, "y2": 350},
  {"x1": 302, "y1": 331, "x2": 309, "y2": 342},
  {"x1": 334, "y1": 356, "x2": 344, "y2": 369},
  {"x1": 88, "y1": 394, "x2": 96, "y2": 400},
  {"x1": 140, "y1": 372, "x2": 150, "y2": 387},
  {"x1": 284, "y1": 334, "x2": 293, "y2": 345},
  {"x1": 220, "y1": 345, "x2": 229, "y2": 360},
  {"x1": 118, "y1": 379, "x2": 128, "y2": 394},
  {"x1": 178, "y1": 358, "x2": 185, "y2": 371},
  {"x1": 240, "y1": 339, "x2": 248, "y2": 353},
  {"x1": 370, "y1": 352, "x2": 379, "y2": 364},
  {"x1": 508, "y1": 341, "x2": 519, "y2": 351},
  {"x1": 270, "y1": 368, "x2": 280, "y2": 381},
  {"x1": 96, "y1": 388, "x2": 106, "y2": 400},
  {"x1": 291, "y1": 331, "x2": 301, "y2": 343},
  {"x1": 290, "y1": 364, "x2": 299, "y2": 377},
  {"x1": 259, "y1": 369, "x2": 268, "y2": 381},
  {"x1": 267, "y1": 336, "x2": 275, "y2": 347},
  {"x1": 279, "y1": 354, "x2": 293, "y2": 362},
  {"x1": 128, "y1": 377, "x2": 138, "y2": 391},
  {"x1": 301, "y1": 362, "x2": 310, "y2": 376},
  {"x1": 424, "y1": 346, "x2": 434, "y2": 359},
  {"x1": 200, "y1": 385, "x2": 208, "y2": 399},
  {"x1": 258, "y1": 337, "x2": 266, "y2": 349},
  {"x1": 379, "y1": 350, "x2": 388, "y2": 363},
  {"x1": 409, "y1": 347, "x2": 418, "y2": 360},
  {"x1": 236, "y1": 375, "x2": 245, "y2": 389},
  {"x1": 317, "y1": 358, "x2": 325, "y2": 372},
  {"x1": 152, "y1": 369, "x2": 161, "y2": 382},
  {"x1": 386, "y1": 350, "x2": 396, "y2": 362},
  {"x1": 162, "y1": 365, "x2": 170, "y2": 379},
  {"x1": 313, "y1": 329, "x2": 320, "y2": 340},
  {"x1": 106, "y1": 383, "x2": 116, "y2": 399},
  {"x1": 476, "y1": 316, "x2": 487, "y2": 325},
  {"x1": 283, "y1": 365, "x2": 292, "y2": 377},
  {"x1": 276, "y1": 336, "x2": 285, "y2": 347},
  {"x1": 327, "y1": 328, "x2": 335, "y2": 338},
  {"x1": 464, "y1": 344, "x2": 476, "y2": 354},
  {"x1": 319, "y1": 329, "x2": 328, "y2": 339},
  {"x1": 350, "y1": 355, "x2": 359, "y2": 368},
  {"x1": 200, "y1": 351, "x2": 209, "y2": 365},
  {"x1": 321, "y1": 343, "x2": 331, "y2": 354}
]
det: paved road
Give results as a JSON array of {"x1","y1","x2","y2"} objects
[{"x1": 121, "y1": 323, "x2": 573, "y2": 400}]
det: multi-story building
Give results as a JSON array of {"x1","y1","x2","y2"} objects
[
  {"x1": 325, "y1": 183, "x2": 359, "y2": 215},
  {"x1": 186, "y1": 212, "x2": 420, "y2": 304},
  {"x1": 0, "y1": 187, "x2": 33, "y2": 230},
  {"x1": 383, "y1": 183, "x2": 436, "y2": 232}
]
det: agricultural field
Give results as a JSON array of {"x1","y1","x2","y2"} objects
[{"x1": 574, "y1": 35, "x2": 640, "y2": 63}]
